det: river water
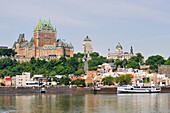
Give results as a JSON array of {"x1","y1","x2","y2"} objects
[{"x1": 0, "y1": 93, "x2": 169, "y2": 113}]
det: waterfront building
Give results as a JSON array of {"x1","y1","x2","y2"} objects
[
  {"x1": 107, "y1": 43, "x2": 133, "y2": 60},
  {"x1": 85, "y1": 75, "x2": 94, "y2": 85},
  {"x1": 166, "y1": 75, "x2": 170, "y2": 86},
  {"x1": 82, "y1": 36, "x2": 93, "y2": 54},
  {"x1": 12, "y1": 76, "x2": 16, "y2": 86},
  {"x1": 16, "y1": 72, "x2": 32, "y2": 87},
  {"x1": 13, "y1": 20, "x2": 74, "y2": 59},
  {"x1": 4, "y1": 76, "x2": 12, "y2": 86}
]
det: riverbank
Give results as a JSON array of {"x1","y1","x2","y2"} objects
[{"x1": 0, "y1": 86, "x2": 170, "y2": 94}]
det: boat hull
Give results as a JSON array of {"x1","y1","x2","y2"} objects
[
  {"x1": 117, "y1": 86, "x2": 161, "y2": 94},
  {"x1": 117, "y1": 90, "x2": 161, "y2": 93}
]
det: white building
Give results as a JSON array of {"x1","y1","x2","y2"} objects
[
  {"x1": 82, "y1": 36, "x2": 93, "y2": 54},
  {"x1": 16, "y1": 72, "x2": 32, "y2": 87},
  {"x1": 107, "y1": 43, "x2": 133, "y2": 60}
]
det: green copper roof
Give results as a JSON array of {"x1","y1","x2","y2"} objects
[
  {"x1": 34, "y1": 20, "x2": 56, "y2": 32},
  {"x1": 30, "y1": 37, "x2": 34, "y2": 42},
  {"x1": 17, "y1": 34, "x2": 25, "y2": 43},
  {"x1": 42, "y1": 45, "x2": 56, "y2": 50}
]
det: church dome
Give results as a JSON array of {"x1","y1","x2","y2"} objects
[
  {"x1": 84, "y1": 36, "x2": 91, "y2": 41},
  {"x1": 116, "y1": 43, "x2": 123, "y2": 49}
]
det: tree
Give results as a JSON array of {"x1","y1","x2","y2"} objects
[
  {"x1": 164, "y1": 57, "x2": 170, "y2": 65},
  {"x1": 73, "y1": 53, "x2": 84, "y2": 58},
  {"x1": 115, "y1": 75, "x2": 132, "y2": 85},
  {"x1": 49, "y1": 71, "x2": 57, "y2": 76},
  {"x1": 146, "y1": 55, "x2": 165, "y2": 72},
  {"x1": 88, "y1": 56, "x2": 106, "y2": 71},
  {"x1": 136, "y1": 53, "x2": 144, "y2": 64},
  {"x1": 102, "y1": 76, "x2": 114, "y2": 85},
  {"x1": 59, "y1": 57, "x2": 66, "y2": 65},
  {"x1": 127, "y1": 56, "x2": 140, "y2": 69},
  {"x1": 59, "y1": 77, "x2": 71, "y2": 85},
  {"x1": 30, "y1": 57, "x2": 36, "y2": 64},
  {"x1": 74, "y1": 70, "x2": 85, "y2": 76},
  {"x1": 0, "y1": 49, "x2": 16, "y2": 56},
  {"x1": 71, "y1": 79, "x2": 85, "y2": 87},
  {"x1": 89, "y1": 52, "x2": 99, "y2": 58}
]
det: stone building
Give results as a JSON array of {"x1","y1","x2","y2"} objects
[
  {"x1": 13, "y1": 20, "x2": 74, "y2": 58},
  {"x1": 82, "y1": 36, "x2": 93, "y2": 54},
  {"x1": 158, "y1": 65, "x2": 170, "y2": 74},
  {"x1": 107, "y1": 43, "x2": 133, "y2": 60}
]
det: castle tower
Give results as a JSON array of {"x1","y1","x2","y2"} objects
[
  {"x1": 33, "y1": 20, "x2": 57, "y2": 47},
  {"x1": 82, "y1": 36, "x2": 93, "y2": 54}
]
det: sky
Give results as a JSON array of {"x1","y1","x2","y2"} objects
[{"x1": 0, "y1": 0, "x2": 170, "y2": 59}]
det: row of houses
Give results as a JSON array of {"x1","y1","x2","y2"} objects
[
  {"x1": 0, "y1": 72, "x2": 94, "y2": 87},
  {"x1": 86, "y1": 63, "x2": 170, "y2": 86},
  {"x1": 0, "y1": 63, "x2": 170, "y2": 87}
]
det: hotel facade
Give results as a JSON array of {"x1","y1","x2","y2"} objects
[{"x1": 13, "y1": 20, "x2": 74, "y2": 58}]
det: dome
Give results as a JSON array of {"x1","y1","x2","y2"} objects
[
  {"x1": 116, "y1": 43, "x2": 123, "y2": 49},
  {"x1": 84, "y1": 36, "x2": 91, "y2": 41}
]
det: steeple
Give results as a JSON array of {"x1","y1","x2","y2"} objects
[{"x1": 130, "y1": 46, "x2": 133, "y2": 55}]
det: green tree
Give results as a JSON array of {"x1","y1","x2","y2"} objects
[
  {"x1": 49, "y1": 70, "x2": 57, "y2": 76},
  {"x1": 89, "y1": 52, "x2": 99, "y2": 58},
  {"x1": 0, "y1": 49, "x2": 16, "y2": 56},
  {"x1": 164, "y1": 57, "x2": 170, "y2": 65},
  {"x1": 30, "y1": 57, "x2": 36, "y2": 64},
  {"x1": 136, "y1": 53, "x2": 144, "y2": 64},
  {"x1": 146, "y1": 55, "x2": 165, "y2": 72},
  {"x1": 71, "y1": 79, "x2": 85, "y2": 86},
  {"x1": 73, "y1": 53, "x2": 84, "y2": 58},
  {"x1": 74, "y1": 70, "x2": 85, "y2": 76},
  {"x1": 102, "y1": 76, "x2": 115, "y2": 85},
  {"x1": 59, "y1": 77, "x2": 71, "y2": 85},
  {"x1": 115, "y1": 75, "x2": 132, "y2": 85}
]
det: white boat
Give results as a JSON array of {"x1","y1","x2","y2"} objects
[{"x1": 117, "y1": 85, "x2": 161, "y2": 93}]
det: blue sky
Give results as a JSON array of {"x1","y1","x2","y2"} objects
[{"x1": 0, "y1": 0, "x2": 170, "y2": 59}]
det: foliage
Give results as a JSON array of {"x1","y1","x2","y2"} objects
[
  {"x1": 115, "y1": 75, "x2": 132, "y2": 85},
  {"x1": 0, "y1": 49, "x2": 16, "y2": 57},
  {"x1": 102, "y1": 76, "x2": 114, "y2": 85},
  {"x1": 73, "y1": 53, "x2": 84, "y2": 59},
  {"x1": 59, "y1": 77, "x2": 71, "y2": 85},
  {"x1": 0, "y1": 55, "x2": 82, "y2": 78},
  {"x1": 146, "y1": 55, "x2": 165, "y2": 72},
  {"x1": 89, "y1": 52, "x2": 99, "y2": 58},
  {"x1": 71, "y1": 79, "x2": 86, "y2": 87},
  {"x1": 0, "y1": 82, "x2": 5, "y2": 86},
  {"x1": 114, "y1": 59, "x2": 128, "y2": 69},
  {"x1": 88, "y1": 56, "x2": 106, "y2": 71},
  {"x1": 126, "y1": 53, "x2": 144, "y2": 69},
  {"x1": 74, "y1": 70, "x2": 85, "y2": 76},
  {"x1": 164, "y1": 57, "x2": 170, "y2": 65}
]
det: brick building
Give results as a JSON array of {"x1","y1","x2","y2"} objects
[{"x1": 13, "y1": 20, "x2": 74, "y2": 58}]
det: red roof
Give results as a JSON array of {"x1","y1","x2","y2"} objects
[
  {"x1": 120, "y1": 74, "x2": 134, "y2": 78},
  {"x1": 6, "y1": 78, "x2": 12, "y2": 81},
  {"x1": 71, "y1": 77, "x2": 83, "y2": 80}
]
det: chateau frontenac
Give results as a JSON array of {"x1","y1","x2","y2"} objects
[{"x1": 13, "y1": 20, "x2": 74, "y2": 58}]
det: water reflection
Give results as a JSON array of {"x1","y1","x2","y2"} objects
[{"x1": 0, "y1": 93, "x2": 169, "y2": 113}]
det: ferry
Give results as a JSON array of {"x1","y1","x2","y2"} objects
[{"x1": 117, "y1": 85, "x2": 161, "y2": 93}]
